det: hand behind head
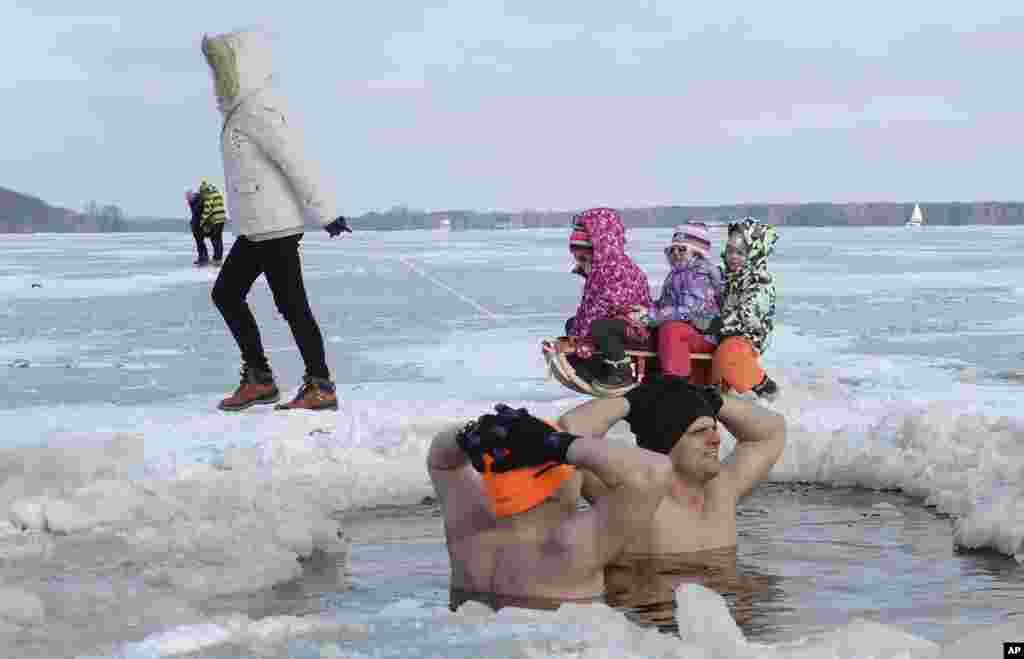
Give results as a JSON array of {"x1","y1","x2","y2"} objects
[{"x1": 465, "y1": 404, "x2": 577, "y2": 472}]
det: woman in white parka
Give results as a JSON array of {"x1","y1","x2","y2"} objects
[{"x1": 201, "y1": 28, "x2": 351, "y2": 412}]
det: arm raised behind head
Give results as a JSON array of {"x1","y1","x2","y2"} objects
[
  {"x1": 427, "y1": 423, "x2": 471, "y2": 473},
  {"x1": 557, "y1": 397, "x2": 629, "y2": 439},
  {"x1": 426, "y1": 424, "x2": 492, "y2": 542},
  {"x1": 558, "y1": 381, "x2": 668, "y2": 503},
  {"x1": 558, "y1": 376, "x2": 671, "y2": 440},
  {"x1": 717, "y1": 397, "x2": 786, "y2": 499},
  {"x1": 557, "y1": 397, "x2": 629, "y2": 504}
]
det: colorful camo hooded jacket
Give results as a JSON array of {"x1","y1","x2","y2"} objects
[
  {"x1": 568, "y1": 208, "x2": 653, "y2": 343},
  {"x1": 719, "y1": 217, "x2": 778, "y2": 354}
]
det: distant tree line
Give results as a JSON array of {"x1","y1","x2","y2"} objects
[
  {"x1": 341, "y1": 201, "x2": 1024, "y2": 231},
  {"x1": 3, "y1": 182, "x2": 1024, "y2": 233},
  {"x1": 62, "y1": 200, "x2": 1024, "y2": 232},
  {"x1": 80, "y1": 201, "x2": 126, "y2": 232}
]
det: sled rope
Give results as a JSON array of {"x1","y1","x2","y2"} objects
[{"x1": 398, "y1": 256, "x2": 501, "y2": 321}]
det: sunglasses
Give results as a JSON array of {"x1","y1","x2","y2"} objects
[{"x1": 666, "y1": 246, "x2": 688, "y2": 255}]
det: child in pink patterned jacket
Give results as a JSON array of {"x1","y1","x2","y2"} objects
[{"x1": 566, "y1": 208, "x2": 653, "y2": 391}]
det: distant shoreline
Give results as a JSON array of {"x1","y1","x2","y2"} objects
[
  {"x1": 4, "y1": 190, "x2": 1024, "y2": 233},
  {"x1": 5, "y1": 223, "x2": 1022, "y2": 236},
  {"x1": 123, "y1": 200, "x2": 1024, "y2": 232}
]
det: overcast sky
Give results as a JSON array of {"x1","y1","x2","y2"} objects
[{"x1": 3, "y1": 1, "x2": 1023, "y2": 218}]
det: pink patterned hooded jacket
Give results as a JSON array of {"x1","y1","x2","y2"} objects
[{"x1": 568, "y1": 208, "x2": 653, "y2": 345}]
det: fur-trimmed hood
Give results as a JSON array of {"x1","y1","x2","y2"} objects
[
  {"x1": 568, "y1": 208, "x2": 652, "y2": 340},
  {"x1": 201, "y1": 29, "x2": 275, "y2": 116},
  {"x1": 719, "y1": 217, "x2": 778, "y2": 353}
]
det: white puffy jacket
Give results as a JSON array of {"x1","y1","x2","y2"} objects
[{"x1": 203, "y1": 29, "x2": 338, "y2": 241}]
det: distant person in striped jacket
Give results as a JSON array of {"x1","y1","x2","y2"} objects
[{"x1": 196, "y1": 179, "x2": 227, "y2": 265}]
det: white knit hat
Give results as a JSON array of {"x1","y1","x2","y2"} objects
[{"x1": 670, "y1": 221, "x2": 711, "y2": 259}]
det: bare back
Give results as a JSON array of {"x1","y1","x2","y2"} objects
[
  {"x1": 446, "y1": 519, "x2": 604, "y2": 600},
  {"x1": 429, "y1": 429, "x2": 605, "y2": 601}
]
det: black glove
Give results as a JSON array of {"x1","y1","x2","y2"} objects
[
  {"x1": 564, "y1": 316, "x2": 576, "y2": 335},
  {"x1": 456, "y1": 404, "x2": 539, "y2": 460},
  {"x1": 473, "y1": 404, "x2": 579, "y2": 473},
  {"x1": 455, "y1": 419, "x2": 488, "y2": 472},
  {"x1": 325, "y1": 216, "x2": 352, "y2": 237}
]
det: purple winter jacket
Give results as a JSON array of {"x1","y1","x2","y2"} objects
[{"x1": 650, "y1": 255, "x2": 724, "y2": 344}]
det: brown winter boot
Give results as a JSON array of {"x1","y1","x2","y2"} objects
[
  {"x1": 217, "y1": 365, "x2": 280, "y2": 411},
  {"x1": 275, "y1": 375, "x2": 339, "y2": 411}
]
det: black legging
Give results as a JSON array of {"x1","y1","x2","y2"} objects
[
  {"x1": 211, "y1": 233, "x2": 330, "y2": 379},
  {"x1": 208, "y1": 223, "x2": 224, "y2": 261},
  {"x1": 589, "y1": 318, "x2": 629, "y2": 362},
  {"x1": 191, "y1": 218, "x2": 209, "y2": 262},
  {"x1": 191, "y1": 221, "x2": 224, "y2": 261}
]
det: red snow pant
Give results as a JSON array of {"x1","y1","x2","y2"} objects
[
  {"x1": 657, "y1": 321, "x2": 716, "y2": 383},
  {"x1": 711, "y1": 336, "x2": 765, "y2": 393}
]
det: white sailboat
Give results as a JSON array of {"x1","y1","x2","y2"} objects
[{"x1": 905, "y1": 203, "x2": 925, "y2": 227}]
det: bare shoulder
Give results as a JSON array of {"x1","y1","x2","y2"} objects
[{"x1": 428, "y1": 424, "x2": 494, "y2": 542}]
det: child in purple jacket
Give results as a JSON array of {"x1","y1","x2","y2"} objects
[{"x1": 647, "y1": 222, "x2": 723, "y2": 381}]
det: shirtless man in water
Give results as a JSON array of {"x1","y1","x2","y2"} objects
[
  {"x1": 558, "y1": 378, "x2": 786, "y2": 554},
  {"x1": 427, "y1": 392, "x2": 675, "y2": 605},
  {"x1": 556, "y1": 380, "x2": 785, "y2": 629}
]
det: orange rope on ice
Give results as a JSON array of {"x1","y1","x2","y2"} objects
[
  {"x1": 347, "y1": 233, "x2": 502, "y2": 322},
  {"x1": 398, "y1": 256, "x2": 501, "y2": 321}
]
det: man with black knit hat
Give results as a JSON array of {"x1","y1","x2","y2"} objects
[{"x1": 558, "y1": 377, "x2": 786, "y2": 554}]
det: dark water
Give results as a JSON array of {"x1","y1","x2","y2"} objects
[
  {"x1": 323, "y1": 483, "x2": 1024, "y2": 645},
  {"x1": 51, "y1": 483, "x2": 1024, "y2": 657}
]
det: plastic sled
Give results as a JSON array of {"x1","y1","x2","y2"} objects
[{"x1": 541, "y1": 336, "x2": 711, "y2": 398}]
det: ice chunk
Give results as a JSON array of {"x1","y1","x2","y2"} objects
[
  {"x1": 454, "y1": 600, "x2": 495, "y2": 619},
  {"x1": 9, "y1": 497, "x2": 47, "y2": 531},
  {"x1": 143, "y1": 622, "x2": 234, "y2": 657},
  {"x1": 791, "y1": 619, "x2": 939, "y2": 659},
  {"x1": 0, "y1": 525, "x2": 53, "y2": 561},
  {"x1": 675, "y1": 583, "x2": 747, "y2": 657},
  {"x1": 942, "y1": 620, "x2": 1024, "y2": 659},
  {"x1": 378, "y1": 598, "x2": 427, "y2": 616},
  {"x1": 0, "y1": 587, "x2": 45, "y2": 626}
]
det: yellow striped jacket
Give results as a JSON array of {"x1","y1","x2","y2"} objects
[{"x1": 199, "y1": 184, "x2": 227, "y2": 227}]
